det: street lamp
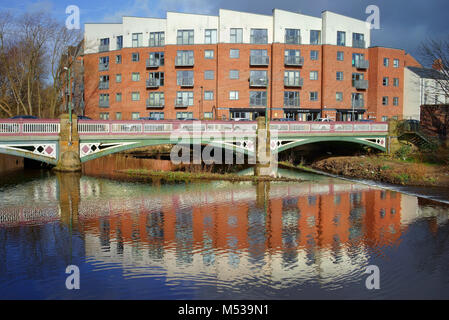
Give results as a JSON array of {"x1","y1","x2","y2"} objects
[{"x1": 64, "y1": 66, "x2": 72, "y2": 145}]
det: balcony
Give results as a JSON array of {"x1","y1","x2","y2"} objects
[
  {"x1": 284, "y1": 56, "x2": 304, "y2": 67},
  {"x1": 175, "y1": 57, "x2": 194, "y2": 67},
  {"x1": 178, "y1": 78, "x2": 194, "y2": 87},
  {"x1": 352, "y1": 79, "x2": 369, "y2": 90},
  {"x1": 99, "y1": 63, "x2": 109, "y2": 71},
  {"x1": 284, "y1": 78, "x2": 303, "y2": 87},
  {"x1": 250, "y1": 55, "x2": 269, "y2": 66},
  {"x1": 99, "y1": 82, "x2": 109, "y2": 90},
  {"x1": 351, "y1": 100, "x2": 365, "y2": 108},
  {"x1": 175, "y1": 99, "x2": 189, "y2": 108},
  {"x1": 146, "y1": 78, "x2": 161, "y2": 88},
  {"x1": 146, "y1": 98, "x2": 164, "y2": 108},
  {"x1": 249, "y1": 77, "x2": 268, "y2": 87},
  {"x1": 284, "y1": 99, "x2": 300, "y2": 107},
  {"x1": 146, "y1": 58, "x2": 161, "y2": 68},
  {"x1": 354, "y1": 59, "x2": 370, "y2": 69},
  {"x1": 99, "y1": 44, "x2": 109, "y2": 52},
  {"x1": 352, "y1": 39, "x2": 366, "y2": 49},
  {"x1": 99, "y1": 100, "x2": 109, "y2": 108}
]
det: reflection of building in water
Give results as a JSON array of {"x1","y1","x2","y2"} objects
[{"x1": 78, "y1": 180, "x2": 409, "y2": 283}]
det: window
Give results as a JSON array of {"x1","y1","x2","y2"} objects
[
  {"x1": 250, "y1": 70, "x2": 268, "y2": 86},
  {"x1": 150, "y1": 112, "x2": 164, "y2": 120},
  {"x1": 99, "y1": 38, "x2": 109, "y2": 52},
  {"x1": 337, "y1": 31, "x2": 346, "y2": 46},
  {"x1": 132, "y1": 33, "x2": 143, "y2": 47},
  {"x1": 132, "y1": 53, "x2": 139, "y2": 62},
  {"x1": 392, "y1": 116, "x2": 398, "y2": 120},
  {"x1": 336, "y1": 71, "x2": 344, "y2": 81},
  {"x1": 310, "y1": 30, "x2": 321, "y2": 44},
  {"x1": 176, "y1": 92, "x2": 194, "y2": 106},
  {"x1": 310, "y1": 50, "x2": 319, "y2": 60},
  {"x1": 310, "y1": 92, "x2": 318, "y2": 101},
  {"x1": 204, "y1": 70, "x2": 214, "y2": 80},
  {"x1": 336, "y1": 92, "x2": 343, "y2": 101},
  {"x1": 393, "y1": 97, "x2": 399, "y2": 106},
  {"x1": 99, "y1": 94, "x2": 109, "y2": 108},
  {"x1": 177, "y1": 29, "x2": 194, "y2": 45},
  {"x1": 115, "y1": 112, "x2": 122, "y2": 120},
  {"x1": 177, "y1": 70, "x2": 194, "y2": 86},
  {"x1": 352, "y1": 33, "x2": 365, "y2": 48},
  {"x1": 99, "y1": 75, "x2": 109, "y2": 89},
  {"x1": 116, "y1": 36, "x2": 123, "y2": 50},
  {"x1": 285, "y1": 29, "x2": 301, "y2": 44},
  {"x1": 204, "y1": 29, "x2": 217, "y2": 44},
  {"x1": 284, "y1": 91, "x2": 300, "y2": 107},
  {"x1": 285, "y1": 49, "x2": 301, "y2": 65},
  {"x1": 382, "y1": 96, "x2": 389, "y2": 105},
  {"x1": 337, "y1": 51, "x2": 344, "y2": 61},
  {"x1": 99, "y1": 56, "x2": 109, "y2": 71},
  {"x1": 149, "y1": 32, "x2": 165, "y2": 47},
  {"x1": 393, "y1": 78, "x2": 399, "y2": 87},
  {"x1": 229, "y1": 70, "x2": 239, "y2": 79},
  {"x1": 148, "y1": 72, "x2": 164, "y2": 86},
  {"x1": 176, "y1": 112, "x2": 193, "y2": 119},
  {"x1": 204, "y1": 50, "x2": 214, "y2": 59},
  {"x1": 250, "y1": 29, "x2": 268, "y2": 44},
  {"x1": 230, "y1": 28, "x2": 243, "y2": 43},
  {"x1": 204, "y1": 112, "x2": 213, "y2": 119},
  {"x1": 229, "y1": 91, "x2": 239, "y2": 100},
  {"x1": 132, "y1": 72, "x2": 140, "y2": 82},
  {"x1": 204, "y1": 91, "x2": 214, "y2": 100},
  {"x1": 383, "y1": 58, "x2": 389, "y2": 67},
  {"x1": 99, "y1": 112, "x2": 109, "y2": 120},
  {"x1": 352, "y1": 53, "x2": 365, "y2": 66},
  {"x1": 176, "y1": 50, "x2": 194, "y2": 66},
  {"x1": 310, "y1": 71, "x2": 318, "y2": 80},
  {"x1": 131, "y1": 92, "x2": 140, "y2": 101},
  {"x1": 393, "y1": 59, "x2": 400, "y2": 68},
  {"x1": 149, "y1": 52, "x2": 165, "y2": 66},
  {"x1": 116, "y1": 55, "x2": 122, "y2": 64},
  {"x1": 131, "y1": 112, "x2": 140, "y2": 120},
  {"x1": 250, "y1": 91, "x2": 267, "y2": 106},
  {"x1": 383, "y1": 77, "x2": 389, "y2": 86},
  {"x1": 352, "y1": 93, "x2": 364, "y2": 107},
  {"x1": 148, "y1": 92, "x2": 165, "y2": 107},
  {"x1": 382, "y1": 116, "x2": 388, "y2": 122},
  {"x1": 230, "y1": 49, "x2": 239, "y2": 58},
  {"x1": 116, "y1": 74, "x2": 122, "y2": 83},
  {"x1": 284, "y1": 71, "x2": 300, "y2": 86},
  {"x1": 116, "y1": 93, "x2": 122, "y2": 102}
]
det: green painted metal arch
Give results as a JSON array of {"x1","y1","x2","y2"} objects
[
  {"x1": 80, "y1": 138, "x2": 253, "y2": 163},
  {"x1": 0, "y1": 148, "x2": 58, "y2": 165},
  {"x1": 275, "y1": 136, "x2": 387, "y2": 154}
]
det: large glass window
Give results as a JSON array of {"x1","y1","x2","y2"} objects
[
  {"x1": 250, "y1": 91, "x2": 267, "y2": 106},
  {"x1": 177, "y1": 30, "x2": 194, "y2": 45},
  {"x1": 176, "y1": 50, "x2": 194, "y2": 66},
  {"x1": 132, "y1": 33, "x2": 143, "y2": 47},
  {"x1": 284, "y1": 91, "x2": 300, "y2": 106},
  {"x1": 230, "y1": 28, "x2": 243, "y2": 43},
  {"x1": 149, "y1": 32, "x2": 165, "y2": 47},
  {"x1": 177, "y1": 70, "x2": 194, "y2": 86},
  {"x1": 337, "y1": 31, "x2": 346, "y2": 46},
  {"x1": 205, "y1": 29, "x2": 217, "y2": 44},
  {"x1": 230, "y1": 49, "x2": 240, "y2": 58},
  {"x1": 250, "y1": 29, "x2": 268, "y2": 44},
  {"x1": 116, "y1": 36, "x2": 123, "y2": 49},
  {"x1": 284, "y1": 71, "x2": 301, "y2": 86},
  {"x1": 310, "y1": 30, "x2": 321, "y2": 44},
  {"x1": 285, "y1": 29, "x2": 301, "y2": 44},
  {"x1": 176, "y1": 92, "x2": 194, "y2": 106},
  {"x1": 352, "y1": 33, "x2": 365, "y2": 48},
  {"x1": 148, "y1": 92, "x2": 165, "y2": 106},
  {"x1": 149, "y1": 52, "x2": 164, "y2": 66}
]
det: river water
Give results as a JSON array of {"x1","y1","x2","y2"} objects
[{"x1": 0, "y1": 168, "x2": 448, "y2": 299}]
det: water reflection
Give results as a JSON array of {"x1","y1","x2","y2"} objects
[{"x1": 0, "y1": 171, "x2": 449, "y2": 299}]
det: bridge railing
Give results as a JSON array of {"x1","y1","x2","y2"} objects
[{"x1": 0, "y1": 119, "x2": 60, "y2": 135}]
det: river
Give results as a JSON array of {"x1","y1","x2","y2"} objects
[{"x1": 0, "y1": 167, "x2": 448, "y2": 299}]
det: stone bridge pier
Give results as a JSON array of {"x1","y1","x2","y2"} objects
[
  {"x1": 254, "y1": 117, "x2": 277, "y2": 177},
  {"x1": 54, "y1": 114, "x2": 81, "y2": 172}
]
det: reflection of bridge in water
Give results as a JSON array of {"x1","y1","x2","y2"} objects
[{"x1": 3, "y1": 172, "x2": 447, "y2": 286}]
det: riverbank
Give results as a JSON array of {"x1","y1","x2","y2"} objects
[
  {"x1": 309, "y1": 155, "x2": 449, "y2": 187},
  {"x1": 117, "y1": 169, "x2": 305, "y2": 183}
]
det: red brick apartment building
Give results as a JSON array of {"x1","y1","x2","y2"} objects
[{"x1": 82, "y1": 9, "x2": 422, "y2": 121}]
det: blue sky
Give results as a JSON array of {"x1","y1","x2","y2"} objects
[{"x1": 2, "y1": 0, "x2": 448, "y2": 65}]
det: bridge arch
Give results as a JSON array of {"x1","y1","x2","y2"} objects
[{"x1": 0, "y1": 143, "x2": 58, "y2": 165}]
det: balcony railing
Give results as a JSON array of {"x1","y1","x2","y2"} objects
[
  {"x1": 99, "y1": 63, "x2": 109, "y2": 71},
  {"x1": 99, "y1": 82, "x2": 109, "y2": 90},
  {"x1": 99, "y1": 100, "x2": 109, "y2": 108},
  {"x1": 250, "y1": 56, "x2": 269, "y2": 66},
  {"x1": 354, "y1": 59, "x2": 370, "y2": 69},
  {"x1": 99, "y1": 44, "x2": 109, "y2": 52},
  {"x1": 178, "y1": 78, "x2": 194, "y2": 87},
  {"x1": 284, "y1": 78, "x2": 304, "y2": 87},
  {"x1": 146, "y1": 98, "x2": 164, "y2": 108},
  {"x1": 175, "y1": 57, "x2": 194, "y2": 67},
  {"x1": 351, "y1": 100, "x2": 365, "y2": 108},
  {"x1": 175, "y1": 99, "x2": 190, "y2": 108},
  {"x1": 353, "y1": 79, "x2": 369, "y2": 90},
  {"x1": 146, "y1": 58, "x2": 161, "y2": 68},
  {"x1": 284, "y1": 56, "x2": 304, "y2": 66},
  {"x1": 352, "y1": 39, "x2": 366, "y2": 49},
  {"x1": 284, "y1": 99, "x2": 300, "y2": 107},
  {"x1": 146, "y1": 78, "x2": 161, "y2": 88},
  {"x1": 249, "y1": 78, "x2": 268, "y2": 87}
]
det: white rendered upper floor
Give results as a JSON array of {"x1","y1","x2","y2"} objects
[{"x1": 84, "y1": 8, "x2": 371, "y2": 54}]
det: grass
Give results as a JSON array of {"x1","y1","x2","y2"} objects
[{"x1": 117, "y1": 169, "x2": 305, "y2": 183}]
